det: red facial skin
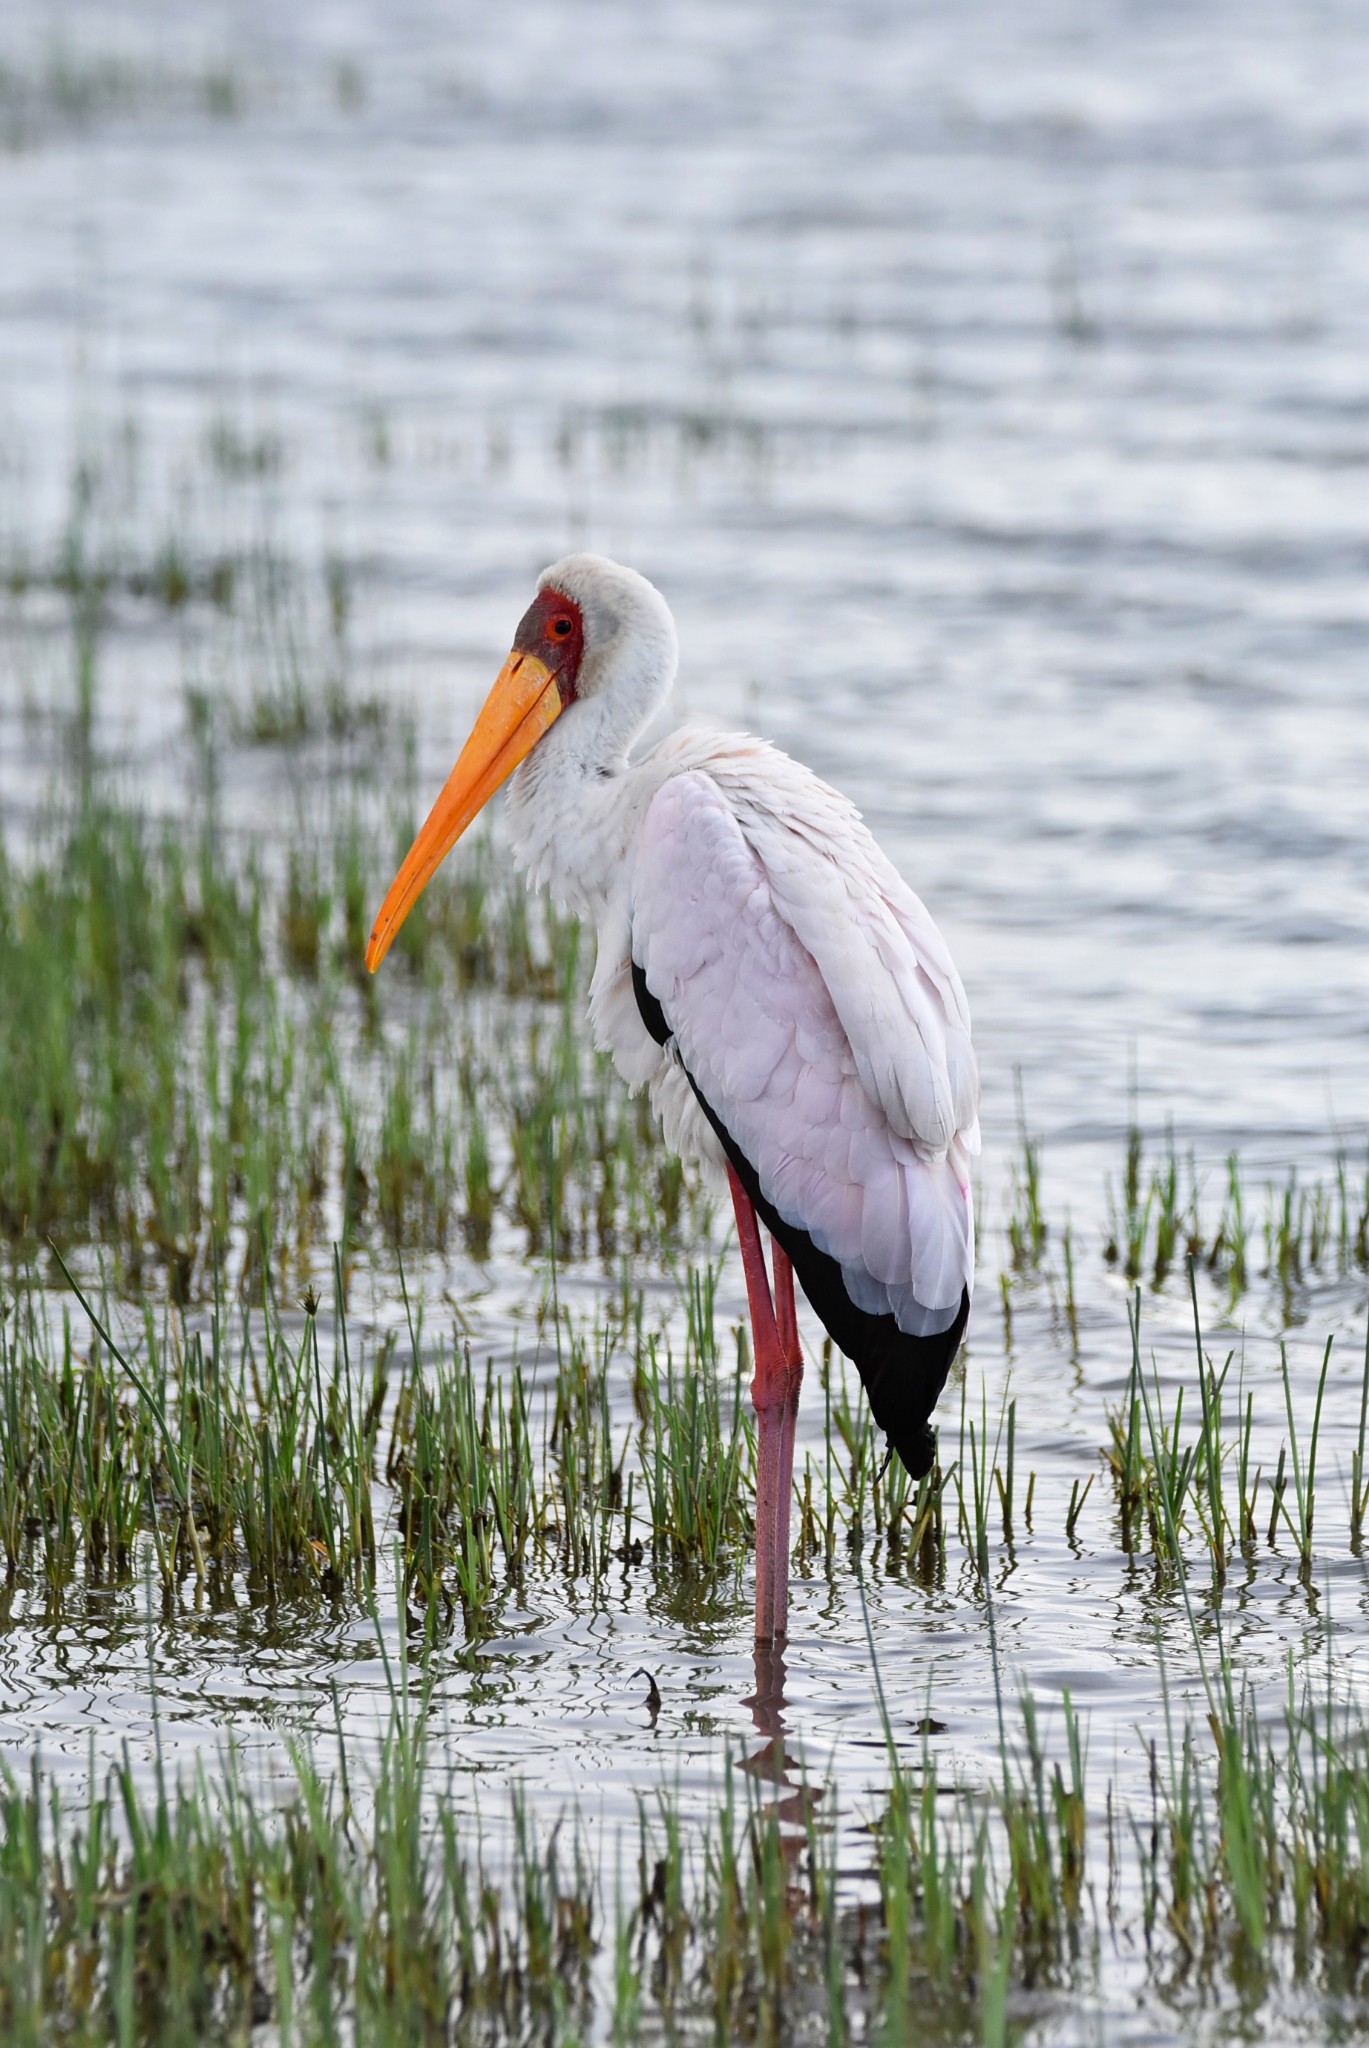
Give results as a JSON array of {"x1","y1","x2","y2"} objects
[{"x1": 512, "y1": 587, "x2": 585, "y2": 707}]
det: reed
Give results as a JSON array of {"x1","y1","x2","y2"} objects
[
  {"x1": 1007, "y1": 1070, "x2": 1046, "y2": 1269},
  {"x1": 1277, "y1": 1331, "x2": 1333, "y2": 1572},
  {"x1": 1352, "y1": 1315, "x2": 1369, "y2": 1549},
  {"x1": 952, "y1": 1374, "x2": 1021, "y2": 1582}
]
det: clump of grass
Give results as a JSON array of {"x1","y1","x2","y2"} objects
[
  {"x1": 1208, "y1": 1150, "x2": 1250, "y2": 1293},
  {"x1": 0, "y1": 1237, "x2": 789, "y2": 1631},
  {"x1": 1006, "y1": 1070, "x2": 1046, "y2": 1269},
  {"x1": 389, "y1": 1331, "x2": 537, "y2": 1633},
  {"x1": 954, "y1": 1375, "x2": 1021, "y2": 1582},
  {"x1": 0, "y1": 794, "x2": 274, "y2": 1289},
  {"x1": 1103, "y1": 1122, "x2": 1369, "y2": 1302},
  {"x1": 1105, "y1": 1286, "x2": 1237, "y2": 1571},
  {"x1": 1277, "y1": 1331, "x2": 1333, "y2": 1574},
  {"x1": 636, "y1": 1261, "x2": 753, "y2": 1570},
  {"x1": 1102, "y1": 1273, "x2": 1358, "y2": 1587},
  {"x1": 1103, "y1": 1119, "x2": 1200, "y2": 1285},
  {"x1": 26, "y1": 1251, "x2": 384, "y2": 1597},
  {"x1": 374, "y1": 1037, "x2": 460, "y2": 1250},
  {"x1": 205, "y1": 415, "x2": 284, "y2": 480}
]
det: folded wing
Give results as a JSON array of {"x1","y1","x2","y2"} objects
[{"x1": 631, "y1": 764, "x2": 977, "y2": 1337}]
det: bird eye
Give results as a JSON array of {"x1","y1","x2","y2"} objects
[{"x1": 550, "y1": 616, "x2": 573, "y2": 638}]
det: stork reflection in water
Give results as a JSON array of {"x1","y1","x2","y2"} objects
[{"x1": 367, "y1": 556, "x2": 979, "y2": 1645}]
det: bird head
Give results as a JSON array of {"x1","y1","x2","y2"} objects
[{"x1": 365, "y1": 553, "x2": 675, "y2": 971}]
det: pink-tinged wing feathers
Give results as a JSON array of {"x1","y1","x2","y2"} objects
[
  {"x1": 714, "y1": 749, "x2": 979, "y2": 1156},
  {"x1": 631, "y1": 769, "x2": 976, "y2": 1336}
]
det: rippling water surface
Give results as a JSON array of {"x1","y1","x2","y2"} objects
[{"x1": 3, "y1": 2, "x2": 1369, "y2": 2037}]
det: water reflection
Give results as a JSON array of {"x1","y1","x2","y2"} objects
[{"x1": 742, "y1": 1644, "x2": 822, "y2": 1851}]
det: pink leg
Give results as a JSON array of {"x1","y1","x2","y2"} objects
[
  {"x1": 773, "y1": 1240, "x2": 799, "y2": 1364},
  {"x1": 728, "y1": 1169, "x2": 803, "y2": 1645},
  {"x1": 769, "y1": 1243, "x2": 803, "y2": 1642}
]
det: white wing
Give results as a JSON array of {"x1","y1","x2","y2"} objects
[{"x1": 631, "y1": 760, "x2": 977, "y2": 1336}]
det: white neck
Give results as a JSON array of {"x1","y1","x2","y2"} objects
[{"x1": 502, "y1": 556, "x2": 679, "y2": 923}]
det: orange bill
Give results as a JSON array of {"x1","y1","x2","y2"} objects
[{"x1": 366, "y1": 651, "x2": 562, "y2": 971}]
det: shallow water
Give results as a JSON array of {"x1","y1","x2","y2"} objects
[{"x1": 3, "y1": 0, "x2": 1369, "y2": 2037}]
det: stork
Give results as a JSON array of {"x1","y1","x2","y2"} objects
[{"x1": 366, "y1": 556, "x2": 979, "y2": 1645}]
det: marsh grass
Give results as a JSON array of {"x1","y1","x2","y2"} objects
[
  {"x1": 6, "y1": 1249, "x2": 386, "y2": 1598},
  {"x1": 6, "y1": 717, "x2": 1369, "y2": 1660},
  {"x1": 0, "y1": 1219, "x2": 785, "y2": 1652},
  {"x1": 1006, "y1": 1071, "x2": 1046, "y2": 1270},
  {"x1": 1119, "y1": 1291, "x2": 1369, "y2": 1989},
  {"x1": 1004, "y1": 1088, "x2": 1367, "y2": 1322},
  {"x1": 0, "y1": 41, "x2": 255, "y2": 153},
  {"x1": 0, "y1": 770, "x2": 709, "y2": 1299},
  {"x1": 1102, "y1": 1269, "x2": 1369, "y2": 1574},
  {"x1": 9, "y1": 1226, "x2": 1369, "y2": 1655},
  {"x1": 1102, "y1": 1124, "x2": 1369, "y2": 1302},
  {"x1": 6, "y1": 1594, "x2": 1369, "y2": 2048}
]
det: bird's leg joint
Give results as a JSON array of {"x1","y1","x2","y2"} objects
[
  {"x1": 752, "y1": 1355, "x2": 803, "y2": 1413},
  {"x1": 749, "y1": 1365, "x2": 794, "y2": 1420}
]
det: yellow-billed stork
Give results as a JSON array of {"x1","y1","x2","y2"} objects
[{"x1": 366, "y1": 555, "x2": 979, "y2": 1645}]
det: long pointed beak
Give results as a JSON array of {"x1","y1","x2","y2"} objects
[{"x1": 366, "y1": 651, "x2": 563, "y2": 971}]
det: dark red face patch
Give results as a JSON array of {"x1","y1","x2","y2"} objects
[{"x1": 513, "y1": 586, "x2": 585, "y2": 706}]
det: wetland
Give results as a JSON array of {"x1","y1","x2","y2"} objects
[{"x1": 3, "y1": 3, "x2": 1369, "y2": 2041}]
